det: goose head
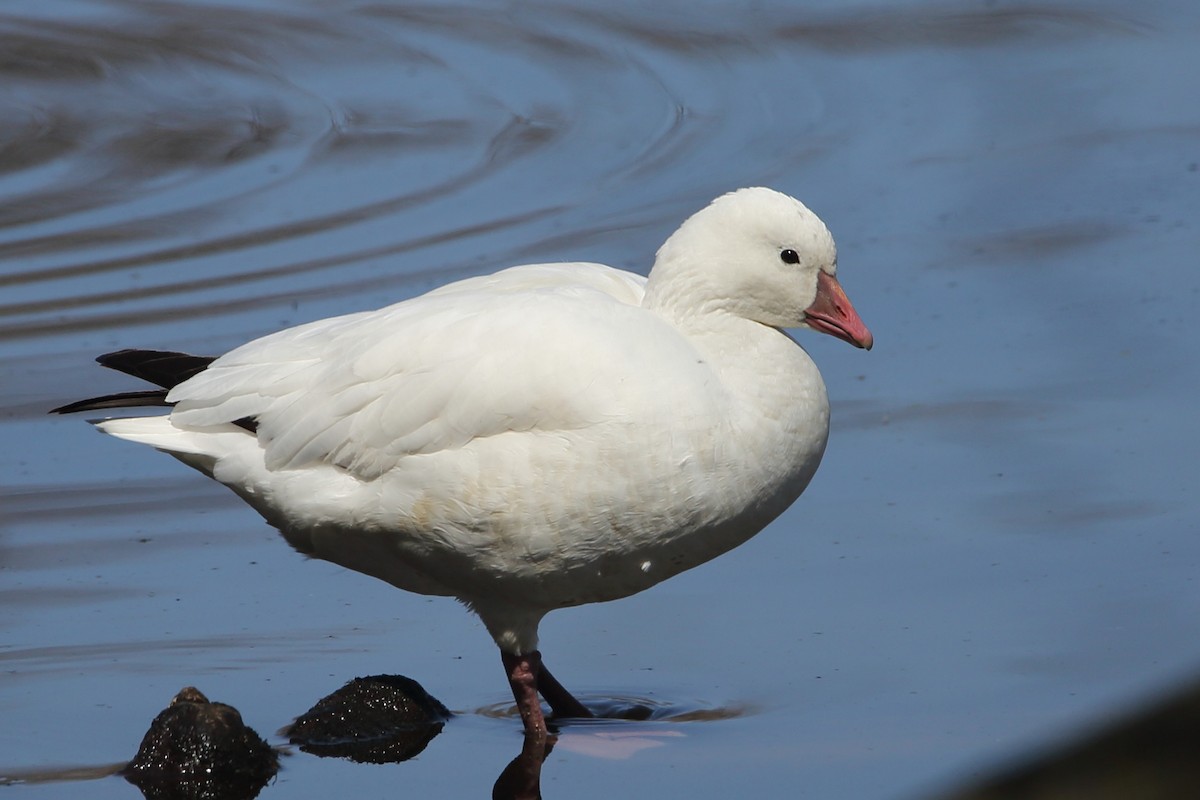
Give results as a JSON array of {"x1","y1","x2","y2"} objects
[{"x1": 644, "y1": 187, "x2": 873, "y2": 349}]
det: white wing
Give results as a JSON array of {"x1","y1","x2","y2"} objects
[{"x1": 166, "y1": 263, "x2": 691, "y2": 481}]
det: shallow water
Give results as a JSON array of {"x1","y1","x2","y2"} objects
[{"x1": 3, "y1": 0, "x2": 1199, "y2": 797}]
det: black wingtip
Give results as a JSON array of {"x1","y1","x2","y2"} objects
[
  {"x1": 50, "y1": 390, "x2": 170, "y2": 415},
  {"x1": 95, "y1": 349, "x2": 216, "y2": 389},
  {"x1": 53, "y1": 349, "x2": 259, "y2": 429},
  {"x1": 53, "y1": 349, "x2": 213, "y2": 415}
]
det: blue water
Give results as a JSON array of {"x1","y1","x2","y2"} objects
[{"x1": 2, "y1": 1, "x2": 1198, "y2": 797}]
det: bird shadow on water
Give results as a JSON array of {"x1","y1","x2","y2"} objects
[{"x1": 0, "y1": 678, "x2": 751, "y2": 800}]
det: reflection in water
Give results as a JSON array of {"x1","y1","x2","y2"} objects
[
  {"x1": 0, "y1": 686, "x2": 741, "y2": 798},
  {"x1": 485, "y1": 695, "x2": 751, "y2": 798},
  {"x1": 477, "y1": 694, "x2": 752, "y2": 724},
  {"x1": 494, "y1": 734, "x2": 554, "y2": 800},
  {"x1": 285, "y1": 674, "x2": 449, "y2": 764},
  {"x1": 280, "y1": 677, "x2": 749, "y2": 797},
  {"x1": 11, "y1": 673, "x2": 1200, "y2": 799}
]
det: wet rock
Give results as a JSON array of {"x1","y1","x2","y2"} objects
[
  {"x1": 936, "y1": 676, "x2": 1200, "y2": 800},
  {"x1": 123, "y1": 687, "x2": 278, "y2": 800},
  {"x1": 284, "y1": 674, "x2": 450, "y2": 763}
]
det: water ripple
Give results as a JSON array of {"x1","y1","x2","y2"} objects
[{"x1": 0, "y1": 0, "x2": 1141, "y2": 353}]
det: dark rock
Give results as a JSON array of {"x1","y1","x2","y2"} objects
[
  {"x1": 123, "y1": 687, "x2": 277, "y2": 800},
  {"x1": 936, "y1": 675, "x2": 1200, "y2": 800},
  {"x1": 284, "y1": 674, "x2": 450, "y2": 763}
]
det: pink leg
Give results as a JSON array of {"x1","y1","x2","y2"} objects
[
  {"x1": 502, "y1": 650, "x2": 594, "y2": 735},
  {"x1": 502, "y1": 651, "x2": 548, "y2": 737},
  {"x1": 538, "y1": 661, "x2": 592, "y2": 719}
]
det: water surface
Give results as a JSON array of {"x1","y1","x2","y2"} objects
[{"x1": 2, "y1": 1, "x2": 1199, "y2": 797}]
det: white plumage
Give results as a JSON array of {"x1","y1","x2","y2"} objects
[{"x1": 64, "y1": 187, "x2": 872, "y2": 735}]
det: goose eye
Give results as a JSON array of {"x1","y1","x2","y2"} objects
[{"x1": 780, "y1": 249, "x2": 800, "y2": 264}]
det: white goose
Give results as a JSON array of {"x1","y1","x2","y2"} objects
[{"x1": 54, "y1": 187, "x2": 872, "y2": 736}]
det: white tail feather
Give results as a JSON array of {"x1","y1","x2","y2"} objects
[{"x1": 96, "y1": 416, "x2": 253, "y2": 475}]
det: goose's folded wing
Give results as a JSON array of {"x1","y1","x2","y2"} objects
[{"x1": 166, "y1": 265, "x2": 699, "y2": 481}]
